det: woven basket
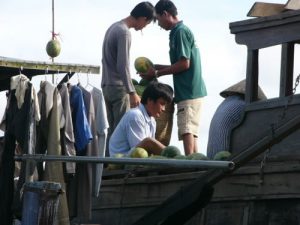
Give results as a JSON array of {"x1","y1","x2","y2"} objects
[{"x1": 155, "y1": 101, "x2": 174, "y2": 146}]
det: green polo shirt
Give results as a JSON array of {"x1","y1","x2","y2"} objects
[{"x1": 169, "y1": 21, "x2": 207, "y2": 103}]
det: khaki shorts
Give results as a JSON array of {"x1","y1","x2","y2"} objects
[{"x1": 177, "y1": 98, "x2": 203, "y2": 140}]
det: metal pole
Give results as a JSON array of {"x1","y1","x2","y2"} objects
[{"x1": 15, "y1": 154, "x2": 235, "y2": 170}]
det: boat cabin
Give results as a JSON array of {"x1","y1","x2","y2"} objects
[{"x1": 91, "y1": 8, "x2": 300, "y2": 225}]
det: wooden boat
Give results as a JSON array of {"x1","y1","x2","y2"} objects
[{"x1": 90, "y1": 9, "x2": 300, "y2": 225}]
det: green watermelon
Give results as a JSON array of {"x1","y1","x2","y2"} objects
[
  {"x1": 161, "y1": 146, "x2": 182, "y2": 158},
  {"x1": 213, "y1": 151, "x2": 231, "y2": 161},
  {"x1": 174, "y1": 155, "x2": 187, "y2": 160},
  {"x1": 134, "y1": 57, "x2": 154, "y2": 73},
  {"x1": 132, "y1": 78, "x2": 139, "y2": 85},
  {"x1": 149, "y1": 155, "x2": 167, "y2": 159},
  {"x1": 143, "y1": 155, "x2": 167, "y2": 169},
  {"x1": 46, "y1": 39, "x2": 61, "y2": 58},
  {"x1": 107, "y1": 153, "x2": 125, "y2": 170},
  {"x1": 134, "y1": 84, "x2": 146, "y2": 96},
  {"x1": 186, "y1": 152, "x2": 208, "y2": 160},
  {"x1": 139, "y1": 77, "x2": 158, "y2": 86},
  {"x1": 139, "y1": 78, "x2": 151, "y2": 86}
]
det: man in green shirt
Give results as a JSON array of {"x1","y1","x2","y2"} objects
[{"x1": 140, "y1": 0, "x2": 207, "y2": 155}]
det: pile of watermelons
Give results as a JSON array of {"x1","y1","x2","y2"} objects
[{"x1": 107, "y1": 147, "x2": 233, "y2": 171}]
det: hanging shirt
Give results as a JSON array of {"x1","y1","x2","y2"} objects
[
  {"x1": 69, "y1": 85, "x2": 92, "y2": 154},
  {"x1": 91, "y1": 87, "x2": 109, "y2": 136},
  {"x1": 91, "y1": 87, "x2": 109, "y2": 197},
  {"x1": 58, "y1": 84, "x2": 76, "y2": 174}
]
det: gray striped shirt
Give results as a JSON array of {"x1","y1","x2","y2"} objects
[{"x1": 206, "y1": 95, "x2": 245, "y2": 159}]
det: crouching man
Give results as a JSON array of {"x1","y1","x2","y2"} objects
[{"x1": 109, "y1": 82, "x2": 173, "y2": 156}]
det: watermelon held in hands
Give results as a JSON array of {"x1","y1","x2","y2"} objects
[
  {"x1": 46, "y1": 39, "x2": 61, "y2": 58},
  {"x1": 134, "y1": 57, "x2": 154, "y2": 73}
]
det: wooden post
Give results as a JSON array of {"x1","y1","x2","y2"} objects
[
  {"x1": 280, "y1": 42, "x2": 294, "y2": 97},
  {"x1": 245, "y1": 48, "x2": 259, "y2": 103}
]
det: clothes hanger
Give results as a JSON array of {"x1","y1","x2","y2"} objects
[
  {"x1": 44, "y1": 66, "x2": 49, "y2": 82},
  {"x1": 85, "y1": 70, "x2": 94, "y2": 90},
  {"x1": 55, "y1": 69, "x2": 60, "y2": 85},
  {"x1": 19, "y1": 66, "x2": 23, "y2": 75},
  {"x1": 67, "y1": 70, "x2": 71, "y2": 89},
  {"x1": 76, "y1": 71, "x2": 81, "y2": 86}
]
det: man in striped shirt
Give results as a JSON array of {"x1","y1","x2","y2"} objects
[{"x1": 207, "y1": 80, "x2": 266, "y2": 159}]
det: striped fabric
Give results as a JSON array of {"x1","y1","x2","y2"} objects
[{"x1": 206, "y1": 95, "x2": 245, "y2": 159}]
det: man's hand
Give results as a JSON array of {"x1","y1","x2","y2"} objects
[
  {"x1": 139, "y1": 67, "x2": 156, "y2": 80},
  {"x1": 129, "y1": 92, "x2": 140, "y2": 108}
]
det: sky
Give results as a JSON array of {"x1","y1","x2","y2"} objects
[{"x1": 0, "y1": 0, "x2": 297, "y2": 155}]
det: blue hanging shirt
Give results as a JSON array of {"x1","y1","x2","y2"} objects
[{"x1": 70, "y1": 85, "x2": 92, "y2": 153}]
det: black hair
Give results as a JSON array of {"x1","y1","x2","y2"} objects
[
  {"x1": 141, "y1": 81, "x2": 173, "y2": 104},
  {"x1": 155, "y1": 0, "x2": 178, "y2": 16},
  {"x1": 130, "y1": 2, "x2": 156, "y2": 21}
]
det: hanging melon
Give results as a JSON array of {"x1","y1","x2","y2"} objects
[{"x1": 46, "y1": 39, "x2": 61, "y2": 58}]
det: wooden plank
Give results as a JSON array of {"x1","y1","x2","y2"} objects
[
  {"x1": 132, "y1": 113, "x2": 300, "y2": 225},
  {"x1": 280, "y1": 43, "x2": 294, "y2": 97},
  {"x1": 230, "y1": 10, "x2": 300, "y2": 49},
  {"x1": 94, "y1": 161, "x2": 300, "y2": 209},
  {"x1": 285, "y1": 0, "x2": 300, "y2": 10},
  {"x1": 0, "y1": 56, "x2": 100, "y2": 91},
  {"x1": 231, "y1": 97, "x2": 300, "y2": 157},
  {"x1": 245, "y1": 49, "x2": 259, "y2": 103},
  {"x1": 0, "y1": 56, "x2": 100, "y2": 74},
  {"x1": 247, "y1": 2, "x2": 286, "y2": 17}
]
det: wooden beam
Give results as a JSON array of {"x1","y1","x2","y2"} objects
[
  {"x1": 245, "y1": 49, "x2": 259, "y2": 103},
  {"x1": 230, "y1": 10, "x2": 300, "y2": 49},
  {"x1": 247, "y1": 2, "x2": 286, "y2": 17},
  {"x1": 280, "y1": 43, "x2": 294, "y2": 97},
  {"x1": 0, "y1": 57, "x2": 100, "y2": 74},
  {"x1": 285, "y1": 0, "x2": 300, "y2": 10}
]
